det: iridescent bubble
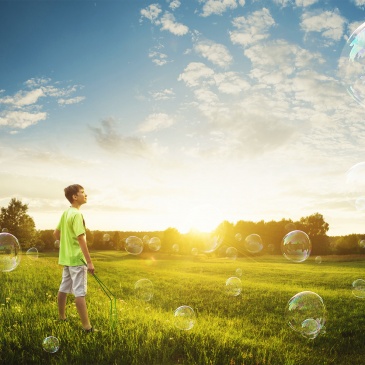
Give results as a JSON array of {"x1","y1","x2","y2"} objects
[
  {"x1": 352, "y1": 279, "x2": 365, "y2": 298},
  {"x1": 225, "y1": 277, "x2": 242, "y2": 296},
  {"x1": 0, "y1": 232, "x2": 21, "y2": 272},
  {"x1": 315, "y1": 256, "x2": 322, "y2": 264},
  {"x1": 148, "y1": 237, "x2": 161, "y2": 252},
  {"x1": 1, "y1": 228, "x2": 8, "y2": 233},
  {"x1": 235, "y1": 233, "x2": 242, "y2": 242},
  {"x1": 54, "y1": 240, "x2": 60, "y2": 249},
  {"x1": 172, "y1": 243, "x2": 179, "y2": 253},
  {"x1": 42, "y1": 336, "x2": 60, "y2": 353},
  {"x1": 173, "y1": 306, "x2": 196, "y2": 330},
  {"x1": 359, "y1": 240, "x2": 365, "y2": 248},
  {"x1": 235, "y1": 268, "x2": 242, "y2": 277},
  {"x1": 103, "y1": 233, "x2": 110, "y2": 242},
  {"x1": 345, "y1": 162, "x2": 365, "y2": 211},
  {"x1": 226, "y1": 247, "x2": 237, "y2": 260},
  {"x1": 26, "y1": 247, "x2": 39, "y2": 260},
  {"x1": 281, "y1": 230, "x2": 311, "y2": 263},
  {"x1": 339, "y1": 22, "x2": 365, "y2": 107},
  {"x1": 125, "y1": 236, "x2": 143, "y2": 255},
  {"x1": 143, "y1": 235, "x2": 150, "y2": 244},
  {"x1": 134, "y1": 278, "x2": 154, "y2": 301},
  {"x1": 244, "y1": 234, "x2": 263, "y2": 254},
  {"x1": 201, "y1": 234, "x2": 223, "y2": 253},
  {"x1": 191, "y1": 248, "x2": 198, "y2": 256},
  {"x1": 285, "y1": 291, "x2": 326, "y2": 339}
]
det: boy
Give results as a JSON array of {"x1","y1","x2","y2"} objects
[{"x1": 53, "y1": 184, "x2": 95, "y2": 332}]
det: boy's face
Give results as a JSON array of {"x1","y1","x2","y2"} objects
[{"x1": 73, "y1": 189, "x2": 87, "y2": 205}]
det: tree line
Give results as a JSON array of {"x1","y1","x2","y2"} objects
[{"x1": 1, "y1": 198, "x2": 364, "y2": 256}]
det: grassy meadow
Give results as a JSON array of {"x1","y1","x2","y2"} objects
[{"x1": 0, "y1": 251, "x2": 364, "y2": 365}]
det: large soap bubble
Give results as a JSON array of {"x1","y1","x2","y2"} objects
[
  {"x1": 339, "y1": 22, "x2": 365, "y2": 107},
  {"x1": 244, "y1": 234, "x2": 263, "y2": 254},
  {"x1": 281, "y1": 230, "x2": 311, "y2": 263},
  {"x1": 0, "y1": 232, "x2": 21, "y2": 272},
  {"x1": 226, "y1": 247, "x2": 237, "y2": 260},
  {"x1": 173, "y1": 306, "x2": 196, "y2": 330},
  {"x1": 345, "y1": 162, "x2": 365, "y2": 211},
  {"x1": 125, "y1": 236, "x2": 143, "y2": 255},
  {"x1": 134, "y1": 278, "x2": 154, "y2": 301},
  {"x1": 285, "y1": 291, "x2": 326, "y2": 339}
]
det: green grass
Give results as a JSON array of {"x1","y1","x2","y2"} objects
[{"x1": 0, "y1": 251, "x2": 364, "y2": 364}]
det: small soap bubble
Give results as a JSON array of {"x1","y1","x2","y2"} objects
[
  {"x1": 235, "y1": 268, "x2": 242, "y2": 277},
  {"x1": 244, "y1": 234, "x2": 263, "y2": 254},
  {"x1": 352, "y1": 279, "x2": 365, "y2": 298},
  {"x1": 148, "y1": 237, "x2": 161, "y2": 251},
  {"x1": 226, "y1": 247, "x2": 237, "y2": 260},
  {"x1": 225, "y1": 277, "x2": 242, "y2": 296},
  {"x1": 235, "y1": 233, "x2": 242, "y2": 241},
  {"x1": 173, "y1": 306, "x2": 196, "y2": 330},
  {"x1": 42, "y1": 336, "x2": 60, "y2": 353},
  {"x1": 26, "y1": 247, "x2": 39, "y2": 260},
  {"x1": 0, "y1": 232, "x2": 21, "y2": 272},
  {"x1": 172, "y1": 243, "x2": 179, "y2": 253},
  {"x1": 125, "y1": 236, "x2": 143, "y2": 255},
  {"x1": 191, "y1": 248, "x2": 198, "y2": 256},
  {"x1": 103, "y1": 234, "x2": 110, "y2": 242},
  {"x1": 281, "y1": 230, "x2": 311, "y2": 263},
  {"x1": 315, "y1": 256, "x2": 322, "y2": 264},
  {"x1": 134, "y1": 279, "x2": 154, "y2": 301}
]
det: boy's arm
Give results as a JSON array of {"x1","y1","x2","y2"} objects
[
  {"x1": 77, "y1": 234, "x2": 95, "y2": 274},
  {"x1": 53, "y1": 229, "x2": 60, "y2": 241}
]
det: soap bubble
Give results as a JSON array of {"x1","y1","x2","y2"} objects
[
  {"x1": 134, "y1": 278, "x2": 154, "y2": 301},
  {"x1": 191, "y1": 248, "x2": 198, "y2": 256},
  {"x1": 244, "y1": 234, "x2": 263, "y2": 254},
  {"x1": 26, "y1": 247, "x2": 39, "y2": 260},
  {"x1": 226, "y1": 247, "x2": 237, "y2": 260},
  {"x1": 103, "y1": 233, "x2": 110, "y2": 242},
  {"x1": 235, "y1": 268, "x2": 243, "y2": 277},
  {"x1": 359, "y1": 240, "x2": 365, "y2": 248},
  {"x1": 148, "y1": 237, "x2": 161, "y2": 251},
  {"x1": 173, "y1": 306, "x2": 196, "y2": 330},
  {"x1": 201, "y1": 234, "x2": 223, "y2": 253},
  {"x1": 345, "y1": 162, "x2": 365, "y2": 211},
  {"x1": 281, "y1": 230, "x2": 311, "y2": 263},
  {"x1": 54, "y1": 240, "x2": 60, "y2": 249},
  {"x1": 1, "y1": 228, "x2": 8, "y2": 233},
  {"x1": 235, "y1": 233, "x2": 242, "y2": 241},
  {"x1": 339, "y1": 22, "x2": 365, "y2": 107},
  {"x1": 0, "y1": 232, "x2": 21, "y2": 272},
  {"x1": 42, "y1": 336, "x2": 60, "y2": 353},
  {"x1": 225, "y1": 277, "x2": 242, "y2": 296},
  {"x1": 285, "y1": 291, "x2": 326, "y2": 339},
  {"x1": 125, "y1": 236, "x2": 143, "y2": 255},
  {"x1": 315, "y1": 256, "x2": 322, "y2": 264},
  {"x1": 143, "y1": 235, "x2": 150, "y2": 244},
  {"x1": 172, "y1": 243, "x2": 179, "y2": 253},
  {"x1": 352, "y1": 279, "x2": 365, "y2": 298}
]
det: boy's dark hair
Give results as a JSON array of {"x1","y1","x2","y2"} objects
[{"x1": 64, "y1": 184, "x2": 84, "y2": 204}]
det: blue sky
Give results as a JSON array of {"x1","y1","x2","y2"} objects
[{"x1": 1, "y1": 0, "x2": 365, "y2": 235}]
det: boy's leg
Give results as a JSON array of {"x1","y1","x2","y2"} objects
[
  {"x1": 75, "y1": 296, "x2": 92, "y2": 330},
  {"x1": 57, "y1": 291, "x2": 68, "y2": 320}
]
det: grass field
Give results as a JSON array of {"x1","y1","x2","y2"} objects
[{"x1": 0, "y1": 251, "x2": 364, "y2": 365}]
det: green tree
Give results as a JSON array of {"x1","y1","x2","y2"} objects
[{"x1": 0, "y1": 198, "x2": 37, "y2": 249}]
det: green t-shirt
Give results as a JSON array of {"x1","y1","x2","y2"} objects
[{"x1": 57, "y1": 207, "x2": 86, "y2": 266}]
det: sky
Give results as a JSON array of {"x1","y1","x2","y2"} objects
[{"x1": 1, "y1": 0, "x2": 365, "y2": 236}]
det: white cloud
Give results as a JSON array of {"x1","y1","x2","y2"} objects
[
  {"x1": 157, "y1": 11, "x2": 189, "y2": 36},
  {"x1": 352, "y1": 0, "x2": 365, "y2": 7},
  {"x1": 200, "y1": 0, "x2": 244, "y2": 17},
  {"x1": 214, "y1": 72, "x2": 250, "y2": 94},
  {"x1": 138, "y1": 113, "x2": 175, "y2": 132},
  {"x1": 271, "y1": 0, "x2": 292, "y2": 6},
  {"x1": 150, "y1": 88, "x2": 175, "y2": 100},
  {"x1": 194, "y1": 40, "x2": 233, "y2": 68},
  {"x1": 0, "y1": 110, "x2": 47, "y2": 129},
  {"x1": 230, "y1": 8, "x2": 275, "y2": 47},
  {"x1": 140, "y1": 3, "x2": 162, "y2": 22},
  {"x1": 149, "y1": 51, "x2": 170, "y2": 66},
  {"x1": 58, "y1": 96, "x2": 85, "y2": 105},
  {"x1": 295, "y1": 0, "x2": 319, "y2": 6},
  {"x1": 0, "y1": 88, "x2": 44, "y2": 107},
  {"x1": 300, "y1": 9, "x2": 346, "y2": 42},
  {"x1": 169, "y1": 0, "x2": 181, "y2": 10},
  {"x1": 178, "y1": 62, "x2": 215, "y2": 87}
]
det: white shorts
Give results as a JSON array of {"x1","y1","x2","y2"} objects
[{"x1": 59, "y1": 266, "x2": 87, "y2": 297}]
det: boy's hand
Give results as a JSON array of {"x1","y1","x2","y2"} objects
[{"x1": 87, "y1": 262, "x2": 95, "y2": 275}]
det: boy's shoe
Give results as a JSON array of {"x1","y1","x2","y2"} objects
[{"x1": 83, "y1": 326, "x2": 98, "y2": 333}]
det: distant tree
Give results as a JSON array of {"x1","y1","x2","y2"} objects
[
  {"x1": 113, "y1": 231, "x2": 121, "y2": 250},
  {"x1": 0, "y1": 198, "x2": 37, "y2": 249},
  {"x1": 333, "y1": 234, "x2": 359, "y2": 254},
  {"x1": 163, "y1": 227, "x2": 181, "y2": 252}
]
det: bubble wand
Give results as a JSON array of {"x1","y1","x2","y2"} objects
[{"x1": 80, "y1": 258, "x2": 117, "y2": 328}]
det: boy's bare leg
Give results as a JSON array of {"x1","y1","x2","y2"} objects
[
  {"x1": 75, "y1": 296, "x2": 92, "y2": 330},
  {"x1": 57, "y1": 291, "x2": 68, "y2": 320}
]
